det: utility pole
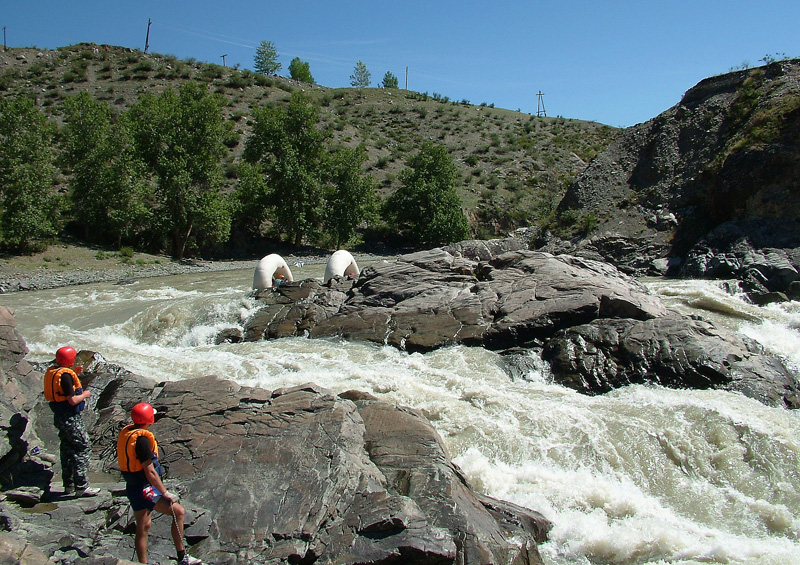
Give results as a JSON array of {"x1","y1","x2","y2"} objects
[
  {"x1": 405, "y1": 66, "x2": 408, "y2": 90},
  {"x1": 144, "y1": 18, "x2": 151, "y2": 53},
  {"x1": 3, "y1": 27, "x2": 6, "y2": 52},
  {"x1": 536, "y1": 91, "x2": 546, "y2": 117},
  {"x1": 220, "y1": 54, "x2": 227, "y2": 67}
]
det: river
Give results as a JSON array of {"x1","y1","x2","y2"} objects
[{"x1": 2, "y1": 264, "x2": 799, "y2": 564}]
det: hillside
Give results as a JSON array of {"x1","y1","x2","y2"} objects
[
  {"x1": 0, "y1": 43, "x2": 619, "y2": 242},
  {"x1": 552, "y1": 58, "x2": 800, "y2": 298}
]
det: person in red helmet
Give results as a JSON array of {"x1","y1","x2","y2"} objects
[
  {"x1": 118, "y1": 402, "x2": 200, "y2": 565},
  {"x1": 43, "y1": 346, "x2": 99, "y2": 497}
]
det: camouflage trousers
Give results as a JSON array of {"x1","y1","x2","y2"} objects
[{"x1": 53, "y1": 412, "x2": 92, "y2": 489}]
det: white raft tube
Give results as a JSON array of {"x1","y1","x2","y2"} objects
[
  {"x1": 323, "y1": 250, "x2": 360, "y2": 284},
  {"x1": 252, "y1": 254, "x2": 294, "y2": 290}
]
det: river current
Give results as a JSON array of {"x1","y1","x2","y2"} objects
[{"x1": 2, "y1": 264, "x2": 799, "y2": 564}]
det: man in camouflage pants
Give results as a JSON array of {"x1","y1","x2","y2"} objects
[
  {"x1": 52, "y1": 412, "x2": 93, "y2": 494},
  {"x1": 43, "y1": 346, "x2": 99, "y2": 497}
]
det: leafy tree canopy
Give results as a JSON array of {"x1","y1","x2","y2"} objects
[
  {"x1": 289, "y1": 57, "x2": 314, "y2": 84},
  {"x1": 323, "y1": 145, "x2": 378, "y2": 249},
  {"x1": 61, "y1": 92, "x2": 152, "y2": 246},
  {"x1": 0, "y1": 96, "x2": 59, "y2": 251},
  {"x1": 383, "y1": 142, "x2": 470, "y2": 246},
  {"x1": 242, "y1": 92, "x2": 328, "y2": 246},
  {"x1": 127, "y1": 82, "x2": 231, "y2": 259}
]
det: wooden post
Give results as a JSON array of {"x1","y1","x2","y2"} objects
[
  {"x1": 144, "y1": 18, "x2": 151, "y2": 53},
  {"x1": 536, "y1": 91, "x2": 546, "y2": 117}
]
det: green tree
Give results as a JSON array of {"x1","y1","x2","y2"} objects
[
  {"x1": 242, "y1": 92, "x2": 327, "y2": 245},
  {"x1": 349, "y1": 60, "x2": 371, "y2": 88},
  {"x1": 233, "y1": 161, "x2": 270, "y2": 237},
  {"x1": 61, "y1": 93, "x2": 152, "y2": 246},
  {"x1": 0, "y1": 96, "x2": 59, "y2": 251},
  {"x1": 383, "y1": 142, "x2": 470, "y2": 246},
  {"x1": 254, "y1": 40, "x2": 281, "y2": 75},
  {"x1": 381, "y1": 71, "x2": 399, "y2": 89},
  {"x1": 288, "y1": 57, "x2": 314, "y2": 83},
  {"x1": 323, "y1": 146, "x2": 378, "y2": 248},
  {"x1": 127, "y1": 82, "x2": 231, "y2": 259}
]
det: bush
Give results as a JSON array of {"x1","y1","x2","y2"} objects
[{"x1": 226, "y1": 73, "x2": 251, "y2": 89}]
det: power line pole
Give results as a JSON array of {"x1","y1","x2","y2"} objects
[
  {"x1": 220, "y1": 54, "x2": 227, "y2": 67},
  {"x1": 405, "y1": 66, "x2": 408, "y2": 90},
  {"x1": 3, "y1": 27, "x2": 6, "y2": 52},
  {"x1": 536, "y1": 91, "x2": 546, "y2": 117},
  {"x1": 144, "y1": 18, "x2": 151, "y2": 53}
]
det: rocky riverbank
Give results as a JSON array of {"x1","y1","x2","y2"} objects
[
  {"x1": 0, "y1": 243, "x2": 392, "y2": 293},
  {"x1": 0, "y1": 258, "x2": 257, "y2": 293}
]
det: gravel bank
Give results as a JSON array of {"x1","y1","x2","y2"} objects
[
  {"x1": 0, "y1": 251, "x2": 393, "y2": 293},
  {"x1": 0, "y1": 259, "x2": 257, "y2": 293}
]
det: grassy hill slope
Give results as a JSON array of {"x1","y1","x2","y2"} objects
[{"x1": 0, "y1": 42, "x2": 619, "y2": 241}]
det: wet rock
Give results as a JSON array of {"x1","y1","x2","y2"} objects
[
  {"x1": 244, "y1": 246, "x2": 667, "y2": 353},
  {"x1": 542, "y1": 314, "x2": 800, "y2": 408},
  {"x1": 214, "y1": 327, "x2": 243, "y2": 344}
]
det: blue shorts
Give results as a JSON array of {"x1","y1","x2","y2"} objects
[{"x1": 125, "y1": 482, "x2": 160, "y2": 512}]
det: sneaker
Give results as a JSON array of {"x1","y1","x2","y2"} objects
[
  {"x1": 179, "y1": 556, "x2": 202, "y2": 565},
  {"x1": 62, "y1": 485, "x2": 74, "y2": 495},
  {"x1": 75, "y1": 486, "x2": 100, "y2": 497}
]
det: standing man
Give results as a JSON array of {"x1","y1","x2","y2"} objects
[
  {"x1": 117, "y1": 402, "x2": 200, "y2": 565},
  {"x1": 43, "y1": 346, "x2": 99, "y2": 497}
]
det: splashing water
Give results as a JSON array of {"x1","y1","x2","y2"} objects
[{"x1": 2, "y1": 269, "x2": 799, "y2": 564}]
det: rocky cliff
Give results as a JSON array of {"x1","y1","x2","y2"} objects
[{"x1": 551, "y1": 59, "x2": 800, "y2": 300}]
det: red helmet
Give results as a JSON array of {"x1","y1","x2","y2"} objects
[
  {"x1": 131, "y1": 402, "x2": 156, "y2": 425},
  {"x1": 55, "y1": 346, "x2": 77, "y2": 367}
]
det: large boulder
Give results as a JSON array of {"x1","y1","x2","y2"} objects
[
  {"x1": 244, "y1": 247, "x2": 667, "y2": 352},
  {"x1": 0, "y1": 307, "x2": 53, "y2": 495},
  {"x1": 120, "y1": 376, "x2": 550, "y2": 564},
  {"x1": 541, "y1": 314, "x2": 800, "y2": 408}
]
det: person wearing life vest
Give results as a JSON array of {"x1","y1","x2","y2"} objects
[
  {"x1": 118, "y1": 402, "x2": 200, "y2": 565},
  {"x1": 43, "y1": 346, "x2": 99, "y2": 497}
]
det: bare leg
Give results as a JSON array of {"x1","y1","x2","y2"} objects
[
  {"x1": 154, "y1": 498, "x2": 186, "y2": 554},
  {"x1": 133, "y1": 508, "x2": 152, "y2": 563}
]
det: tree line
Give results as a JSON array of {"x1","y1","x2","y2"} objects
[
  {"x1": 0, "y1": 83, "x2": 469, "y2": 258},
  {"x1": 254, "y1": 40, "x2": 399, "y2": 89}
]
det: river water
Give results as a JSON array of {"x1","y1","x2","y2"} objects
[{"x1": 2, "y1": 264, "x2": 799, "y2": 564}]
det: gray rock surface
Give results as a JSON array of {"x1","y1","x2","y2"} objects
[
  {"x1": 542, "y1": 314, "x2": 800, "y2": 408},
  {"x1": 244, "y1": 246, "x2": 667, "y2": 352}
]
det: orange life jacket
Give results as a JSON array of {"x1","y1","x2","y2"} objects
[
  {"x1": 117, "y1": 425, "x2": 159, "y2": 473},
  {"x1": 43, "y1": 366, "x2": 82, "y2": 403}
]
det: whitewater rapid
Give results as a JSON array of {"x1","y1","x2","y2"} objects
[{"x1": 2, "y1": 268, "x2": 798, "y2": 564}]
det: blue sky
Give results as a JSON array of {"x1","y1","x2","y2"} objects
[{"x1": 4, "y1": 1, "x2": 799, "y2": 127}]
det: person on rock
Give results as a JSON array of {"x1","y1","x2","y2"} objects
[
  {"x1": 43, "y1": 345, "x2": 99, "y2": 497},
  {"x1": 117, "y1": 402, "x2": 200, "y2": 565}
]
